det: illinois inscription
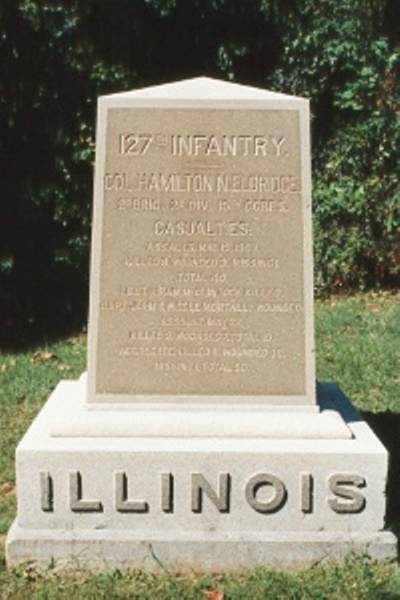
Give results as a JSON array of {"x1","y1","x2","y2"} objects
[{"x1": 95, "y1": 108, "x2": 306, "y2": 397}]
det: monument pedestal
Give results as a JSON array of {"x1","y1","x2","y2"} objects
[{"x1": 6, "y1": 378, "x2": 396, "y2": 571}]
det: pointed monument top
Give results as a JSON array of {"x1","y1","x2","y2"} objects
[{"x1": 104, "y1": 76, "x2": 303, "y2": 102}]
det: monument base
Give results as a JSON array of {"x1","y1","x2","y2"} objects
[
  {"x1": 7, "y1": 525, "x2": 395, "y2": 572},
  {"x1": 6, "y1": 379, "x2": 397, "y2": 571}
]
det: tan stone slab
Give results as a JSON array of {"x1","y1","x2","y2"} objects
[{"x1": 87, "y1": 78, "x2": 315, "y2": 405}]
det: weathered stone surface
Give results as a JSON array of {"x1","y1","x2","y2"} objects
[
  {"x1": 6, "y1": 379, "x2": 396, "y2": 570},
  {"x1": 87, "y1": 77, "x2": 315, "y2": 405},
  {"x1": 7, "y1": 526, "x2": 396, "y2": 572}
]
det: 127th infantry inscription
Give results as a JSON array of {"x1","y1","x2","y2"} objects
[{"x1": 90, "y1": 106, "x2": 314, "y2": 401}]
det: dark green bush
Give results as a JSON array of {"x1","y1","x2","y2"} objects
[
  {"x1": 0, "y1": 0, "x2": 398, "y2": 344},
  {"x1": 269, "y1": 0, "x2": 399, "y2": 293}
]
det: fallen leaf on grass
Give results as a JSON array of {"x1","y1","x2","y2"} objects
[
  {"x1": 1, "y1": 482, "x2": 16, "y2": 495},
  {"x1": 58, "y1": 364, "x2": 71, "y2": 372},
  {"x1": 367, "y1": 304, "x2": 381, "y2": 314},
  {"x1": 30, "y1": 352, "x2": 56, "y2": 363},
  {"x1": 0, "y1": 364, "x2": 6, "y2": 372},
  {"x1": 204, "y1": 591, "x2": 224, "y2": 600}
]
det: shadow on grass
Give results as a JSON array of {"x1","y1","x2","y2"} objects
[{"x1": 362, "y1": 411, "x2": 400, "y2": 538}]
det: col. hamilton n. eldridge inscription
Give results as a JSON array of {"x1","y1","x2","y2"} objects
[{"x1": 88, "y1": 78, "x2": 314, "y2": 404}]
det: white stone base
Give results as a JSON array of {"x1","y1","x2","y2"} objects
[
  {"x1": 7, "y1": 525, "x2": 395, "y2": 572},
  {"x1": 6, "y1": 379, "x2": 397, "y2": 571}
]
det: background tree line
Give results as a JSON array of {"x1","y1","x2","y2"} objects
[{"x1": 0, "y1": 0, "x2": 398, "y2": 346}]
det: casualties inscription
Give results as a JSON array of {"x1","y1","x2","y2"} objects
[{"x1": 94, "y1": 108, "x2": 308, "y2": 398}]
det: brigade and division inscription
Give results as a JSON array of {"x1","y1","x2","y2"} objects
[{"x1": 90, "y1": 105, "x2": 314, "y2": 401}]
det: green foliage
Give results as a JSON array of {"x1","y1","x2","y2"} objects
[
  {"x1": 314, "y1": 37, "x2": 399, "y2": 293},
  {"x1": 0, "y1": 1, "x2": 130, "y2": 345},
  {"x1": 268, "y1": 0, "x2": 399, "y2": 293},
  {"x1": 0, "y1": 0, "x2": 398, "y2": 344}
]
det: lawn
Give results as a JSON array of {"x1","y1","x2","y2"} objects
[
  {"x1": 316, "y1": 293, "x2": 400, "y2": 412},
  {"x1": 0, "y1": 293, "x2": 399, "y2": 598}
]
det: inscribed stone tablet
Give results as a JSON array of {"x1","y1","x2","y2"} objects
[{"x1": 88, "y1": 79, "x2": 315, "y2": 404}]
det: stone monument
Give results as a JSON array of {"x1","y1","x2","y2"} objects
[{"x1": 6, "y1": 78, "x2": 396, "y2": 570}]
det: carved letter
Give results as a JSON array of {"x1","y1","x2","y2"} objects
[
  {"x1": 328, "y1": 473, "x2": 366, "y2": 514},
  {"x1": 161, "y1": 472, "x2": 174, "y2": 513},
  {"x1": 271, "y1": 136, "x2": 286, "y2": 156},
  {"x1": 69, "y1": 471, "x2": 103, "y2": 512},
  {"x1": 245, "y1": 473, "x2": 287, "y2": 513},
  {"x1": 300, "y1": 472, "x2": 313, "y2": 514},
  {"x1": 40, "y1": 471, "x2": 53, "y2": 512},
  {"x1": 191, "y1": 472, "x2": 230, "y2": 513},
  {"x1": 115, "y1": 471, "x2": 149, "y2": 513}
]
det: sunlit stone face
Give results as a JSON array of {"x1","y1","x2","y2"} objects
[{"x1": 88, "y1": 83, "x2": 314, "y2": 404}]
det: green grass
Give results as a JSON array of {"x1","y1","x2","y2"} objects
[
  {"x1": 0, "y1": 294, "x2": 399, "y2": 598},
  {"x1": 0, "y1": 334, "x2": 86, "y2": 488},
  {"x1": 316, "y1": 292, "x2": 400, "y2": 412},
  {"x1": 0, "y1": 555, "x2": 398, "y2": 599}
]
